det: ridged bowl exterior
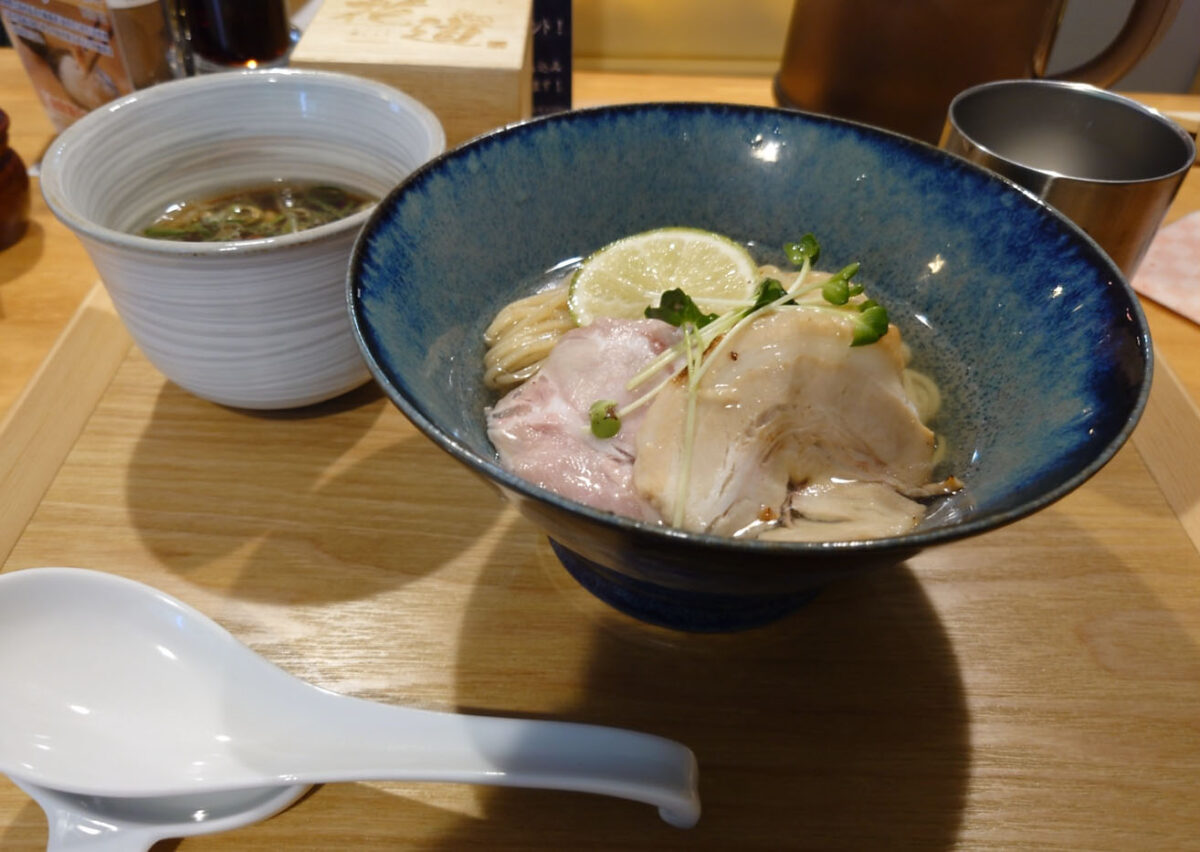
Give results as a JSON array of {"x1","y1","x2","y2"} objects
[{"x1": 41, "y1": 69, "x2": 445, "y2": 410}]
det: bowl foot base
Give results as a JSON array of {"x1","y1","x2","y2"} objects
[{"x1": 550, "y1": 540, "x2": 819, "y2": 632}]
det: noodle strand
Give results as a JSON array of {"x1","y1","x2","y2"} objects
[{"x1": 483, "y1": 284, "x2": 574, "y2": 390}]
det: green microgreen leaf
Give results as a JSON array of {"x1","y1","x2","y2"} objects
[
  {"x1": 589, "y1": 399, "x2": 621, "y2": 438},
  {"x1": 820, "y1": 262, "x2": 861, "y2": 306},
  {"x1": 751, "y1": 277, "x2": 792, "y2": 310},
  {"x1": 851, "y1": 304, "x2": 890, "y2": 346},
  {"x1": 784, "y1": 233, "x2": 820, "y2": 267},
  {"x1": 822, "y1": 277, "x2": 850, "y2": 306},
  {"x1": 644, "y1": 288, "x2": 719, "y2": 329}
]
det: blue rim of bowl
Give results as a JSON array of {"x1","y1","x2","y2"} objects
[
  {"x1": 347, "y1": 101, "x2": 1154, "y2": 557},
  {"x1": 38, "y1": 68, "x2": 445, "y2": 257}
]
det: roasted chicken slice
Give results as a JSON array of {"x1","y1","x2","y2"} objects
[{"x1": 633, "y1": 307, "x2": 938, "y2": 540}]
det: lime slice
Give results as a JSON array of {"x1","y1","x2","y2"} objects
[{"x1": 568, "y1": 227, "x2": 759, "y2": 325}]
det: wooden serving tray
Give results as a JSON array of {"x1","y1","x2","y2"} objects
[{"x1": 0, "y1": 281, "x2": 1198, "y2": 850}]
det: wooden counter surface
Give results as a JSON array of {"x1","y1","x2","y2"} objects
[{"x1": 1, "y1": 50, "x2": 1199, "y2": 850}]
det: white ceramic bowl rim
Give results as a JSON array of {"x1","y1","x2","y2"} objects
[{"x1": 40, "y1": 68, "x2": 445, "y2": 257}]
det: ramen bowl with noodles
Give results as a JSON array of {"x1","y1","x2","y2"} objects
[
  {"x1": 349, "y1": 103, "x2": 1151, "y2": 632},
  {"x1": 40, "y1": 69, "x2": 444, "y2": 410}
]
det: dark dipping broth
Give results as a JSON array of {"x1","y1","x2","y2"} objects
[{"x1": 141, "y1": 181, "x2": 376, "y2": 242}]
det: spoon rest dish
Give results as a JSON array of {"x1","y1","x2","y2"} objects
[{"x1": 13, "y1": 777, "x2": 309, "y2": 852}]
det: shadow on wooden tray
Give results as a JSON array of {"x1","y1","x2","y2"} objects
[
  {"x1": 447, "y1": 550, "x2": 971, "y2": 851},
  {"x1": 121, "y1": 379, "x2": 508, "y2": 605}
]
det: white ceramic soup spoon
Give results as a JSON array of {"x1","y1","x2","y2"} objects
[
  {"x1": 0, "y1": 567, "x2": 701, "y2": 842},
  {"x1": 12, "y1": 777, "x2": 309, "y2": 852}
]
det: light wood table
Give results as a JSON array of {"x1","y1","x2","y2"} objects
[{"x1": 2, "y1": 50, "x2": 1199, "y2": 849}]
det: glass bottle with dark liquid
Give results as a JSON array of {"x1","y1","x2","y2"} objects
[{"x1": 178, "y1": 0, "x2": 292, "y2": 72}]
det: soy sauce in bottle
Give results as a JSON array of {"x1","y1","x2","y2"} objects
[{"x1": 180, "y1": 0, "x2": 291, "y2": 71}]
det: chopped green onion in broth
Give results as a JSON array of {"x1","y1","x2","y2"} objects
[{"x1": 140, "y1": 181, "x2": 375, "y2": 242}]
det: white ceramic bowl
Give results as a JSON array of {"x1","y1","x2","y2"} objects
[{"x1": 40, "y1": 69, "x2": 445, "y2": 409}]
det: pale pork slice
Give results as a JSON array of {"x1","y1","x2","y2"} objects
[
  {"x1": 633, "y1": 308, "x2": 937, "y2": 541},
  {"x1": 486, "y1": 317, "x2": 681, "y2": 522}
]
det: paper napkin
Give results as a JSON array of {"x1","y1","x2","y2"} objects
[{"x1": 1131, "y1": 211, "x2": 1200, "y2": 324}]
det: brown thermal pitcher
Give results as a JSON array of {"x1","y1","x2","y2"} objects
[{"x1": 773, "y1": 0, "x2": 1181, "y2": 142}]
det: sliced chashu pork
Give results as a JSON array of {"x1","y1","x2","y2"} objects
[
  {"x1": 632, "y1": 307, "x2": 938, "y2": 541},
  {"x1": 486, "y1": 317, "x2": 680, "y2": 522}
]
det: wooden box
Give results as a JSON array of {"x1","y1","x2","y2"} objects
[{"x1": 290, "y1": 0, "x2": 534, "y2": 147}]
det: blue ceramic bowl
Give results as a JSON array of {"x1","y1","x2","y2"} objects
[{"x1": 348, "y1": 103, "x2": 1151, "y2": 631}]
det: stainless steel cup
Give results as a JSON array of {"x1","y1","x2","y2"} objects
[{"x1": 940, "y1": 79, "x2": 1195, "y2": 277}]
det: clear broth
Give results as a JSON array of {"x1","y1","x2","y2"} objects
[{"x1": 141, "y1": 181, "x2": 375, "y2": 242}]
